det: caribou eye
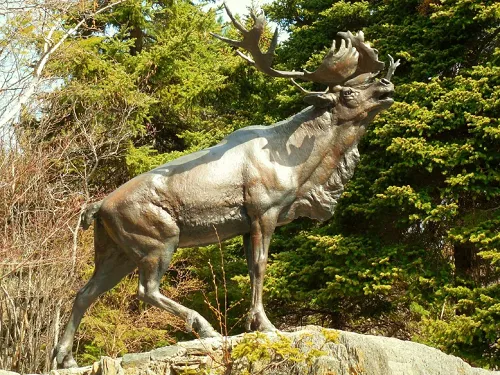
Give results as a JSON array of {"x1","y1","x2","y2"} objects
[{"x1": 343, "y1": 88, "x2": 354, "y2": 97}]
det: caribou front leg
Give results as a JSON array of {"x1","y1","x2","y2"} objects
[{"x1": 244, "y1": 213, "x2": 277, "y2": 332}]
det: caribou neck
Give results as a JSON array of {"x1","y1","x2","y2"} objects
[{"x1": 275, "y1": 106, "x2": 365, "y2": 187}]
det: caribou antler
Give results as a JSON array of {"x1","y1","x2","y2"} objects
[
  {"x1": 211, "y1": 3, "x2": 304, "y2": 79},
  {"x1": 212, "y1": 2, "x2": 390, "y2": 89}
]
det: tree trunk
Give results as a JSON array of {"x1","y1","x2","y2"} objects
[
  {"x1": 130, "y1": 26, "x2": 143, "y2": 56},
  {"x1": 453, "y1": 242, "x2": 475, "y2": 277}
]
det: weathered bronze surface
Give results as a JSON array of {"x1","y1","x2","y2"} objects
[{"x1": 54, "y1": 4, "x2": 399, "y2": 368}]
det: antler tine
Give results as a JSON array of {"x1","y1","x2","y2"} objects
[
  {"x1": 290, "y1": 79, "x2": 329, "y2": 95},
  {"x1": 385, "y1": 54, "x2": 401, "y2": 81},
  {"x1": 337, "y1": 38, "x2": 348, "y2": 56},
  {"x1": 211, "y1": 33, "x2": 242, "y2": 48},
  {"x1": 236, "y1": 50, "x2": 256, "y2": 65},
  {"x1": 267, "y1": 27, "x2": 279, "y2": 55},
  {"x1": 223, "y1": 1, "x2": 247, "y2": 34}
]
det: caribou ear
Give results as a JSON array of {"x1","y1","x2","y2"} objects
[{"x1": 303, "y1": 93, "x2": 337, "y2": 108}]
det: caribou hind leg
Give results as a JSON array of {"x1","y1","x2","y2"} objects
[
  {"x1": 53, "y1": 220, "x2": 136, "y2": 368},
  {"x1": 135, "y1": 237, "x2": 221, "y2": 338},
  {"x1": 98, "y1": 199, "x2": 221, "y2": 339}
]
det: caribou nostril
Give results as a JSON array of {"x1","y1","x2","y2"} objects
[{"x1": 381, "y1": 78, "x2": 390, "y2": 85}]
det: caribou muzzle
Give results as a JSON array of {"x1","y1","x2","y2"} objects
[{"x1": 375, "y1": 79, "x2": 395, "y2": 107}]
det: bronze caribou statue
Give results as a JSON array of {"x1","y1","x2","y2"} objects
[{"x1": 54, "y1": 4, "x2": 399, "y2": 368}]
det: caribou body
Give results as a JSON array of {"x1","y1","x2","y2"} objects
[{"x1": 54, "y1": 4, "x2": 399, "y2": 368}]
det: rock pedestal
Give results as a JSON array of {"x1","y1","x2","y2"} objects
[{"x1": 3, "y1": 326, "x2": 498, "y2": 375}]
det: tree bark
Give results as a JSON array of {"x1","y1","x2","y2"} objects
[{"x1": 453, "y1": 242, "x2": 475, "y2": 277}]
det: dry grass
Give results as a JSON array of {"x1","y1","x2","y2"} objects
[{"x1": 0, "y1": 135, "x2": 86, "y2": 372}]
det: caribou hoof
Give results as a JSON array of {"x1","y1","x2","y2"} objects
[
  {"x1": 61, "y1": 357, "x2": 78, "y2": 369},
  {"x1": 187, "y1": 312, "x2": 222, "y2": 339},
  {"x1": 246, "y1": 309, "x2": 277, "y2": 332},
  {"x1": 53, "y1": 346, "x2": 78, "y2": 369}
]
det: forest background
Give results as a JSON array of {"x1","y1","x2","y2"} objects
[{"x1": 0, "y1": 0, "x2": 498, "y2": 373}]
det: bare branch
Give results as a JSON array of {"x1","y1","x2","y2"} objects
[{"x1": 0, "y1": 0, "x2": 129, "y2": 130}]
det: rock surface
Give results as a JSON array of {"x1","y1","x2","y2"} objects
[{"x1": 3, "y1": 326, "x2": 498, "y2": 375}]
